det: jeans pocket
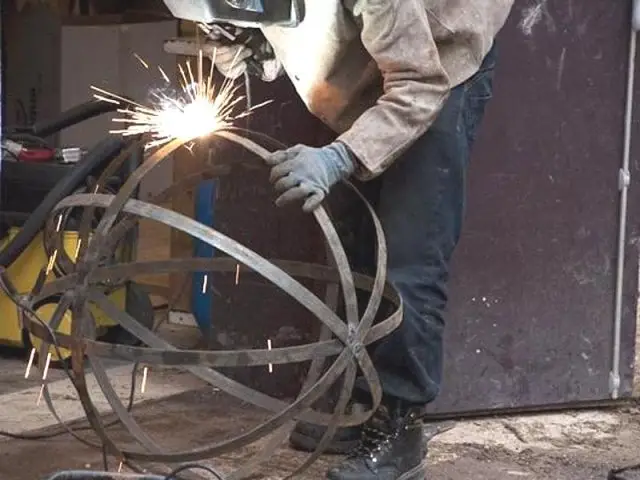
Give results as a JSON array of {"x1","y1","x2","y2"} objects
[{"x1": 462, "y1": 67, "x2": 495, "y2": 146}]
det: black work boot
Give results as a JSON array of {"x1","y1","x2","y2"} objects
[{"x1": 326, "y1": 401, "x2": 427, "y2": 480}]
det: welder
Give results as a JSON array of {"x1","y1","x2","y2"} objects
[{"x1": 162, "y1": 1, "x2": 515, "y2": 478}]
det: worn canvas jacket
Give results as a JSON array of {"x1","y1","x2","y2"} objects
[{"x1": 261, "y1": 0, "x2": 514, "y2": 179}]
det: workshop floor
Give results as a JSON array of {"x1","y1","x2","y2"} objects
[
  {"x1": 1, "y1": 326, "x2": 640, "y2": 480},
  {"x1": 3, "y1": 318, "x2": 640, "y2": 480},
  {"x1": 1, "y1": 381, "x2": 640, "y2": 480}
]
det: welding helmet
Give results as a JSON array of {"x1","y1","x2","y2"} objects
[{"x1": 162, "y1": 0, "x2": 305, "y2": 28}]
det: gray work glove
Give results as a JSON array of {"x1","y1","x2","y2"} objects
[
  {"x1": 214, "y1": 44, "x2": 253, "y2": 79},
  {"x1": 215, "y1": 44, "x2": 282, "y2": 82},
  {"x1": 266, "y1": 142, "x2": 356, "y2": 212}
]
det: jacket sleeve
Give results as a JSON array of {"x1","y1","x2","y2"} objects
[{"x1": 337, "y1": 0, "x2": 451, "y2": 180}]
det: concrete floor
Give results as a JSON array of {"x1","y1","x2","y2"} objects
[
  {"x1": 0, "y1": 353, "x2": 205, "y2": 436},
  {"x1": 1, "y1": 282, "x2": 639, "y2": 479},
  {"x1": 1, "y1": 392, "x2": 640, "y2": 480},
  {"x1": 1, "y1": 348, "x2": 640, "y2": 480}
]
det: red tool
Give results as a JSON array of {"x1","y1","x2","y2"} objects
[
  {"x1": 16, "y1": 147, "x2": 57, "y2": 163},
  {"x1": 2, "y1": 139, "x2": 57, "y2": 163}
]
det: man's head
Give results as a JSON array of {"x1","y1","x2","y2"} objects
[{"x1": 162, "y1": 0, "x2": 304, "y2": 28}]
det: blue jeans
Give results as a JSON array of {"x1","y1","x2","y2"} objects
[{"x1": 345, "y1": 46, "x2": 498, "y2": 406}]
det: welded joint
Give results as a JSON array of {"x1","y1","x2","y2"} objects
[
  {"x1": 618, "y1": 168, "x2": 631, "y2": 191},
  {"x1": 17, "y1": 294, "x2": 31, "y2": 308},
  {"x1": 347, "y1": 325, "x2": 365, "y2": 359}
]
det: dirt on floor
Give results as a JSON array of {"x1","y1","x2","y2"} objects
[{"x1": 1, "y1": 388, "x2": 640, "y2": 480}]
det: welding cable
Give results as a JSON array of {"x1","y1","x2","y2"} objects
[
  {"x1": 609, "y1": 463, "x2": 640, "y2": 479},
  {"x1": 163, "y1": 463, "x2": 225, "y2": 480},
  {"x1": 3, "y1": 99, "x2": 123, "y2": 147},
  {"x1": 0, "y1": 136, "x2": 130, "y2": 268},
  {"x1": 27, "y1": 100, "x2": 122, "y2": 139},
  {"x1": 44, "y1": 472, "x2": 164, "y2": 480}
]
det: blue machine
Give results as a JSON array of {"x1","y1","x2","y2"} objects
[{"x1": 191, "y1": 180, "x2": 217, "y2": 335}]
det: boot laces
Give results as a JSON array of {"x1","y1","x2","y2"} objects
[{"x1": 350, "y1": 409, "x2": 414, "y2": 461}]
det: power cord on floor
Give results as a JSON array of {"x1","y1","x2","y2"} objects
[
  {"x1": 609, "y1": 463, "x2": 640, "y2": 480},
  {"x1": 163, "y1": 463, "x2": 225, "y2": 480}
]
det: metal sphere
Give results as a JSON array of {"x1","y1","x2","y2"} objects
[{"x1": 23, "y1": 131, "x2": 402, "y2": 478}]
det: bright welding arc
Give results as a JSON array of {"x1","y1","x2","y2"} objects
[{"x1": 90, "y1": 49, "x2": 271, "y2": 151}]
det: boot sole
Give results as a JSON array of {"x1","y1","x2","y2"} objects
[{"x1": 289, "y1": 431, "x2": 359, "y2": 455}]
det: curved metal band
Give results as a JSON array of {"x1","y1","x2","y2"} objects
[
  {"x1": 27, "y1": 259, "x2": 401, "y2": 368},
  {"x1": 52, "y1": 194, "x2": 393, "y2": 427},
  {"x1": 25, "y1": 132, "x2": 402, "y2": 477}
]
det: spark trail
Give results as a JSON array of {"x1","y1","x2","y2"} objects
[{"x1": 92, "y1": 49, "x2": 269, "y2": 150}]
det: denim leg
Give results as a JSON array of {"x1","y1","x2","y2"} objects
[{"x1": 354, "y1": 46, "x2": 498, "y2": 406}]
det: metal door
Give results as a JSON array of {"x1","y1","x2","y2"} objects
[{"x1": 427, "y1": 0, "x2": 640, "y2": 414}]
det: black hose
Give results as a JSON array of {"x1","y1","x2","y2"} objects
[
  {"x1": 0, "y1": 136, "x2": 131, "y2": 268},
  {"x1": 31, "y1": 100, "x2": 122, "y2": 138},
  {"x1": 3, "y1": 100, "x2": 122, "y2": 139},
  {"x1": 45, "y1": 472, "x2": 164, "y2": 480}
]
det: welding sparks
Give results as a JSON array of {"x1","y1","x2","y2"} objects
[
  {"x1": 74, "y1": 238, "x2": 82, "y2": 260},
  {"x1": 92, "y1": 49, "x2": 268, "y2": 151},
  {"x1": 141, "y1": 366, "x2": 149, "y2": 394},
  {"x1": 36, "y1": 385, "x2": 45, "y2": 406},
  {"x1": 24, "y1": 348, "x2": 36, "y2": 379},
  {"x1": 134, "y1": 53, "x2": 149, "y2": 70},
  {"x1": 46, "y1": 250, "x2": 58, "y2": 276},
  {"x1": 36, "y1": 353, "x2": 52, "y2": 406},
  {"x1": 42, "y1": 352, "x2": 52, "y2": 381},
  {"x1": 158, "y1": 66, "x2": 170, "y2": 84}
]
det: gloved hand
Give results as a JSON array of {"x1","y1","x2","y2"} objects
[
  {"x1": 214, "y1": 44, "x2": 282, "y2": 82},
  {"x1": 266, "y1": 142, "x2": 356, "y2": 212},
  {"x1": 214, "y1": 44, "x2": 253, "y2": 80}
]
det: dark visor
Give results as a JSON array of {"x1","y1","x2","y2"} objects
[
  {"x1": 162, "y1": 0, "x2": 303, "y2": 27},
  {"x1": 225, "y1": 0, "x2": 264, "y2": 13}
]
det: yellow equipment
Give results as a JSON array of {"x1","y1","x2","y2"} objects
[{"x1": 0, "y1": 227, "x2": 127, "y2": 361}]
